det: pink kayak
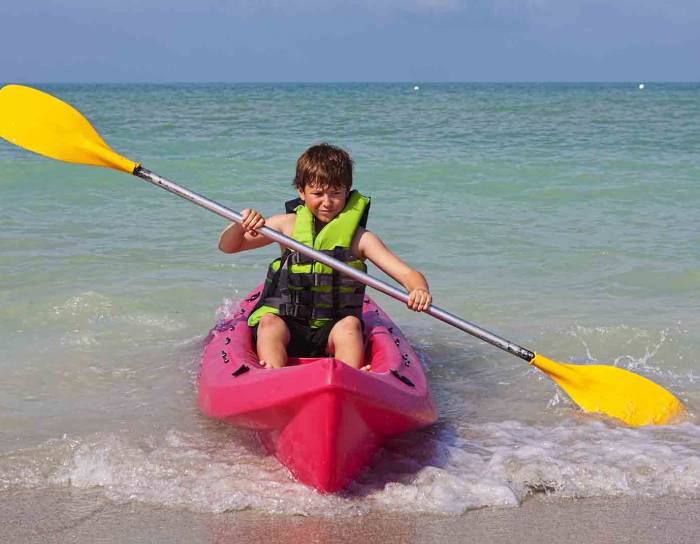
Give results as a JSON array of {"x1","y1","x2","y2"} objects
[{"x1": 197, "y1": 284, "x2": 438, "y2": 493}]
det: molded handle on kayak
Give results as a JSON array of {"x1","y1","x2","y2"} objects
[{"x1": 134, "y1": 166, "x2": 535, "y2": 362}]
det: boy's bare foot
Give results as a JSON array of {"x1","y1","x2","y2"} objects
[
  {"x1": 360, "y1": 364, "x2": 371, "y2": 372},
  {"x1": 258, "y1": 359, "x2": 286, "y2": 369}
]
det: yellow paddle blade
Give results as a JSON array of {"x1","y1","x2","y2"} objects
[
  {"x1": 531, "y1": 353, "x2": 686, "y2": 426},
  {"x1": 0, "y1": 84, "x2": 137, "y2": 174}
]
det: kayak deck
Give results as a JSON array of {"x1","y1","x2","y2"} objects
[{"x1": 198, "y1": 285, "x2": 438, "y2": 492}]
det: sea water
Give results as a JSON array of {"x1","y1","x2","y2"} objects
[{"x1": 1, "y1": 83, "x2": 698, "y2": 515}]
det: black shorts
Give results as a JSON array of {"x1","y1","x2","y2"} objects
[
  {"x1": 252, "y1": 316, "x2": 334, "y2": 358},
  {"x1": 252, "y1": 316, "x2": 364, "y2": 358}
]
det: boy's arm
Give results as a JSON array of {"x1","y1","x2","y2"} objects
[
  {"x1": 218, "y1": 211, "x2": 289, "y2": 253},
  {"x1": 355, "y1": 229, "x2": 432, "y2": 312}
]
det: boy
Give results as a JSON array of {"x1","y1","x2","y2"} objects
[{"x1": 218, "y1": 143, "x2": 431, "y2": 370}]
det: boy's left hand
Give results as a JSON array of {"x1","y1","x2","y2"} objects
[{"x1": 407, "y1": 288, "x2": 431, "y2": 312}]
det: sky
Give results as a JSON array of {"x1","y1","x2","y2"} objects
[{"x1": 1, "y1": 0, "x2": 698, "y2": 82}]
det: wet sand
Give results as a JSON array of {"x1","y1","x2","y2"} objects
[{"x1": 2, "y1": 488, "x2": 697, "y2": 544}]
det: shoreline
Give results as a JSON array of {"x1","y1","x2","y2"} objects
[{"x1": 2, "y1": 488, "x2": 697, "y2": 544}]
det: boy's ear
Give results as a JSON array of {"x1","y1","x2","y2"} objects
[{"x1": 297, "y1": 187, "x2": 305, "y2": 202}]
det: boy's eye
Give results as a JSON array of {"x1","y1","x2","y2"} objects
[{"x1": 310, "y1": 190, "x2": 343, "y2": 197}]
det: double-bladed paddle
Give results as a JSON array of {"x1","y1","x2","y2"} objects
[{"x1": 0, "y1": 84, "x2": 686, "y2": 426}]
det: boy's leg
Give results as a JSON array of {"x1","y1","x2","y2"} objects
[
  {"x1": 256, "y1": 313, "x2": 291, "y2": 369},
  {"x1": 326, "y1": 316, "x2": 365, "y2": 370}
]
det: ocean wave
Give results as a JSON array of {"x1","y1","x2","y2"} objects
[{"x1": 1, "y1": 419, "x2": 698, "y2": 516}]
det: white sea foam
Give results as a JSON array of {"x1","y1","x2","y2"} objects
[
  {"x1": 118, "y1": 313, "x2": 186, "y2": 332},
  {"x1": 2, "y1": 419, "x2": 698, "y2": 516},
  {"x1": 60, "y1": 330, "x2": 99, "y2": 347},
  {"x1": 51, "y1": 292, "x2": 113, "y2": 321},
  {"x1": 562, "y1": 323, "x2": 698, "y2": 390},
  {"x1": 54, "y1": 431, "x2": 362, "y2": 516},
  {"x1": 214, "y1": 293, "x2": 244, "y2": 323}
]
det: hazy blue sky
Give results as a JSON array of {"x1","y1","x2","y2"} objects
[{"x1": 2, "y1": 1, "x2": 698, "y2": 82}]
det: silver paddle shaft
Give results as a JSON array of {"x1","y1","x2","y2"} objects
[{"x1": 134, "y1": 166, "x2": 535, "y2": 362}]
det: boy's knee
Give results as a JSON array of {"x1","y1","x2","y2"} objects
[
  {"x1": 258, "y1": 313, "x2": 284, "y2": 331},
  {"x1": 335, "y1": 316, "x2": 362, "y2": 334}
]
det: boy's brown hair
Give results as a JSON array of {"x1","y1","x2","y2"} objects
[{"x1": 294, "y1": 143, "x2": 353, "y2": 191}]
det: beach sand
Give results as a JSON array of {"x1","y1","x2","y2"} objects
[{"x1": 2, "y1": 488, "x2": 697, "y2": 544}]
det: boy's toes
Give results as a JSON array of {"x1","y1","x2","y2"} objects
[
  {"x1": 259, "y1": 359, "x2": 268, "y2": 368},
  {"x1": 360, "y1": 364, "x2": 372, "y2": 372}
]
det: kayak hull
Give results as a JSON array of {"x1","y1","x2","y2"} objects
[
  {"x1": 259, "y1": 380, "x2": 381, "y2": 492},
  {"x1": 198, "y1": 285, "x2": 438, "y2": 493}
]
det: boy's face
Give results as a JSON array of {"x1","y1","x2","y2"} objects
[{"x1": 298, "y1": 184, "x2": 349, "y2": 224}]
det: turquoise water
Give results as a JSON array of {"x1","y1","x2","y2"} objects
[{"x1": 1, "y1": 83, "x2": 698, "y2": 514}]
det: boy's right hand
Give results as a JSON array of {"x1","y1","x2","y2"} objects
[{"x1": 240, "y1": 208, "x2": 265, "y2": 237}]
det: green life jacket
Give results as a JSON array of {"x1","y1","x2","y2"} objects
[{"x1": 247, "y1": 190, "x2": 370, "y2": 329}]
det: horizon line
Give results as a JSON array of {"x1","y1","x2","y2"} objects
[{"x1": 3, "y1": 80, "x2": 699, "y2": 86}]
